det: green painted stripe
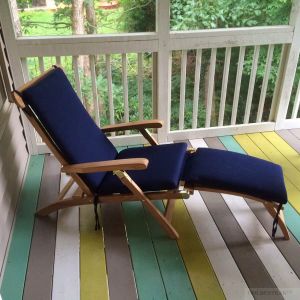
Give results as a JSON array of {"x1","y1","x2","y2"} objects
[
  {"x1": 144, "y1": 201, "x2": 196, "y2": 300},
  {"x1": 221, "y1": 135, "x2": 300, "y2": 243},
  {"x1": 0, "y1": 155, "x2": 45, "y2": 300},
  {"x1": 122, "y1": 202, "x2": 167, "y2": 300}
]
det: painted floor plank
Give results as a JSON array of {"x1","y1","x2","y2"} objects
[
  {"x1": 0, "y1": 155, "x2": 45, "y2": 300},
  {"x1": 184, "y1": 191, "x2": 254, "y2": 300},
  {"x1": 200, "y1": 138, "x2": 283, "y2": 299},
  {"x1": 52, "y1": 175, "x2": 80, "y2": 300},
  {"x1": 122, "y1": 201, "x2": 167, "y2": 300},
  {"x1": 290, "y1": 128, "x2": 300, "y2": 140},
  {"x1": 277, "y1": 130, "x2": 300, "y2": 153},
  {"x1": 171, "y1": 199, "x2": 225, "y2": 300},
  {"x1": 221, "y1": 136, "x2": 300, "y2": 278},
  {"x1": 102, "y1": 203, "x2": 137, "y2": 300},
  {"x1": 80, "y1": 205, "x2": 108, "y2": 300},
  {"x1": 144, "y1": 201, "x2": 196, "y2": 300},
  {"x1": 23, "y1": 155, "x2": 60, "y2": 300}
]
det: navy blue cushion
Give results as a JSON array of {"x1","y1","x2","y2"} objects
[
  {"x1": 182, "y1": 148, "x2": 287, "y2": 204},
  {"x1": 21, "y1": 68, "x2": 117, "y2": 191},
  {"x1": 98, "y1": 143, "x2": 187, "y2": 195}
]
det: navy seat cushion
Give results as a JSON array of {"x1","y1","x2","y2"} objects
[
  {"x1": 182, "y1": 148, "x2": 287, "y2": 204},
  {"x1": 98, "y1": 143, "x2": 187, "y2": 195},
  {"x1": 21, "y1": 68, "x2": 117, "y2": 191}
]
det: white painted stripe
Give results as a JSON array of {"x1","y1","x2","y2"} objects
[
  {"x1": 52, "y1": 174, "x2": 80, "y2": 300},
  {"x1": 184, "y1": 192, "x2": 253, "y2": 300},
  {"x1": 190, "y1": 138, "x2": 300, "y2": 298}
]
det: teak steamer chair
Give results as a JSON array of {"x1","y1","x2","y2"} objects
[{"x1": 12, "y1": 66, "x2": 290, "y2": 240}]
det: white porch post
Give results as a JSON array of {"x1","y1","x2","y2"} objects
[
  {"x1": 156, "y1": 0, "x2": 171, "y2": 143},
  {"x1": 0, "y1": 1, "x2": 37, "y2": 154},
  {"x1": 274, "y1": 0, "x2": 300, "y2": 129}
]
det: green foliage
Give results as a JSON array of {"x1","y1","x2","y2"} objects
[{"x1": 119, "y1": 0, "x2": 155, "y2": 32}]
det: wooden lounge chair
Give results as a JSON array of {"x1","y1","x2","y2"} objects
[{"x1": 12, "y1": 66, "x2": 289, "y2": 240}]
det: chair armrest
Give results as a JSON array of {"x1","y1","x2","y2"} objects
[
  {"x1": 101, "y1": 119, "x2": 163, "y2": 133},
  {"x1": 61, "y1": 158, "x2": 149, "y2": 174}
]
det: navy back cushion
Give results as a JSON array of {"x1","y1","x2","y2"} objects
[{"x1": 21, "y1": 67, "x2": 117, "y2": 191}]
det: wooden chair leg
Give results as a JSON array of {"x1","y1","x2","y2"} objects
[
  {"x1": 164, "y1": 199, "x2": 176, "y2": 222},
  {"x1": 114, "y1": 170, "x2": 179, "y2": 239},
  {"x1": 36, "y1": 195, "x2": 93, "y2": 216},
  {"x1": 264, "y1": 203, "x2": 290, "y2": 240}
]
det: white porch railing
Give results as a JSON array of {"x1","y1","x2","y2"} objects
[{"x1": 1, "y1": 1, "x2": 300, "y2": 154}]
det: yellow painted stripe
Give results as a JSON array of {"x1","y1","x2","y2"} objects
[
  {"x1": 263, "y1": 131, "x2": 300, "y2": 172},
  {"x1": 172, "y1": 199, "x2": 225, "y2": 300},
  {"x1": 80, "y1": 205, "x2": 108, "y2": 300},
  {"x1": 234, "y1": 134, "x2": 300, "y2": 213}
]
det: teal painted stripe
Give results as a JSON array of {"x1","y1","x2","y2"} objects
[
  {"x1": 219, "y1": 136, "x2": 245, "y2": 154},
  {"x1": 0, "y1": 155, "x2": 45, "y2": 300},
  {"x1": 220, "y1": 135, "x2": 300, "y2": 243},
  {"x1": 144, "y1": 201, "x2": 196, "y2": 300},
  {"x1": 122, "y1": 202, "x2": 167, "y2": 300}
]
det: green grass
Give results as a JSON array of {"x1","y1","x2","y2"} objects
[{"x1": 20, "y1": 7, "x2": 124, "y2": 36}]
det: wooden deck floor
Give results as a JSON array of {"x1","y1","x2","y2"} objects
[{"x1": 1, "y1": 130, "x2": 300, "y2": 300}]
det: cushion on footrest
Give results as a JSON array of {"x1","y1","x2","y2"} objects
[{"x1": 182, "y1": 148, "x2": 287, "y2": 204}]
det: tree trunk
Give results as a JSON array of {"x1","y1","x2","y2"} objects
[
  {"x1": 10, "y1": 0, "x2": 22, "y2": 37},
  {"x1": 32, "y1": 0, "x2": 47, "y2": 7},
  {"x1": 85, "y1": 0, "x2": 97, "y2": 34}
]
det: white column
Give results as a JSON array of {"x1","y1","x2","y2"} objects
[
  {"x1": 156, "y1": 0, "x2": 171, "y2": 143},
  {"x1": 274, "y1": 0, "x2": 300, "y2": 129}
]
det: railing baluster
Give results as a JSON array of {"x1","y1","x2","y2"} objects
[
  {"x1": 152, "y1": 52, "x2": 158, "y2": 119},
  {"x1": 122, "y1": 53, "x2": 129, "y2": 135},
  {"x1": 137, "y1": 53, "x2": 144, "y2": 120},
  {"x1": 179, "y1": 50, "x2": 187, "y2": 130},
  {"x1": 205, "y1": 48, "x2": 217, "y2": 128},
  {"x1": 256, "y1": 44, "x2": 274, "y2": 122},
  {"x1": 55, "y1": 56, "x2": 61, "y2": 66},
  {"x1": 72, "y1": 55, "x2": 83, "y2": 103},
  {"x1": 21, "y1": 57, "x2": 30, "y2": 81},
  {"x1": 38, "y1": 56, "x2": 45, "y2": 74},
  {"x1": 218, "y1": 47, "x2": 231, "y2": 126},
  {"x1": 106, "y1": 54, "x2": 115, "y2": 133},
  {"x1": 292, "y1": 79, "x2": 300, "y2": 119},
  {"x1": 231, "y1": 46, "x2": 245, "y2": 125},
  {"x1": 192, "y1": 49, "x2": 202, "y2": 129},
  {"x1": 244, "y1": 45, "x2": 260, "y2": 124},
  {"x1": 89, "y1": 55, "x2": 100, "y2": 126}
]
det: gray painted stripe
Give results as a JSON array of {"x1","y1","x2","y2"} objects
[
  {"x1": 277, "y1": 129, "x2": 300, "y2": 153},
  {"x1": 202, "y1": 137, "x2": 283, "y2": 300},
  {"x1": 102, "y1": 203, "x2": 138, "y2": 300},
  {"x1": 289, "y1": 128, "x2": 300, "y2": 140},
  {"x1": 23, "y1": 155, "x2": 60, "y2": 300}
]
